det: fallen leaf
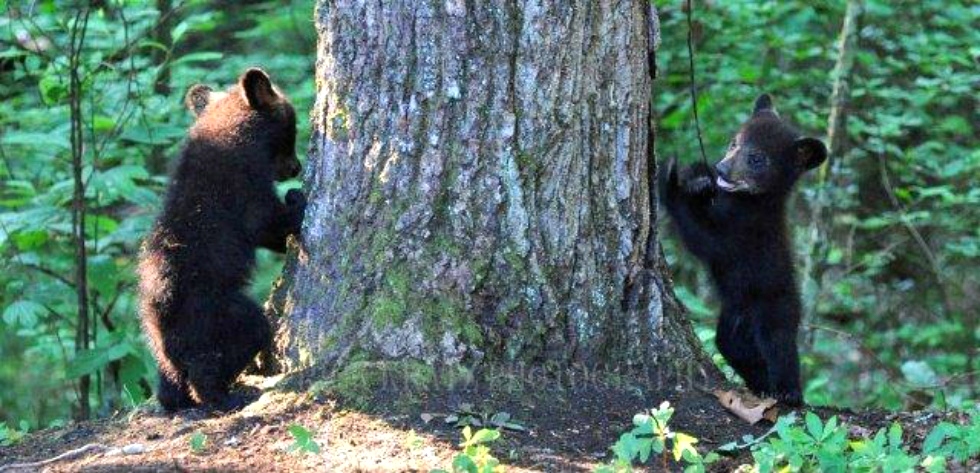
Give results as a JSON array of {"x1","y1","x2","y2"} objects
[
  {"x1": 763, "y1": 405, "x2": 780, "y2": 423},
  {"x1": 420, "y1": 413, "x2": 434, "y2": 424},
  {"x1": 714, "y1": 390, "x2": 778, "y2": 425}
]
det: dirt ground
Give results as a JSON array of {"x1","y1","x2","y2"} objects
[{"x1": 0, "y1": 371, "x2": 966, "y2": 472}]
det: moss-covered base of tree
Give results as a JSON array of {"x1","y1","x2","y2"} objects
[{"x1": 278, "y1": 358, "x2": 721, "y2": 418}]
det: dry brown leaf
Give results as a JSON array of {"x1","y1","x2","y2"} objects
[
  {"x1": 762, "y1": 405, "x2": 780, "y2": 423},
  {"x1": 714, "y1": 390, "x2": 778, "y2": 425}
]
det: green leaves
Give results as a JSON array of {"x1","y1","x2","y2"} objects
[
  {"x1": 38, "y1": 74, "x2": 68, "y2": 105},
  {"x1": 89, "y1": 165, "x2": 155, "y2": 206},
  {"x1": 602, "y1": 402, "x2": 713, "y2": 472},
  {"x1": 459, "y1": 426, "x2": 500, "y2": 448},
  {"x1": 1, "y1": 131, "x2": 71, "y2": 150},
  {"x1": 287, "y1": 424, "x2": 321, "y2": 454},
  {"x1": 171, "y1": 51, "x2": 224, "y2": 67},
  {"x1": 2, "y1": 300, "x2": 45, "y2": 328},
  {"x1": 189, "y1": 431, "x2": 207, "y2": 454},
  {"x1": 66, "y1": 342, "x2": 133, "y2": 378},
  {"x1": 433, "y1": 427, "x2": 504, "y2": 473},
  {"x1": 803, "y1": 411, "x2": 823, "y2": 440},
  {"x1": 922, "y1": 410, "x2": 980, "y2": 462},
  {"x1": 170, "y1": 12, "x2": 219, "y2": 45},
  {"x1": 900, "y1": 360, "x2": 939, "y2": 387},
  {"x1": 451, "y1": 427, "x2": 501, "y2": 473},
  {"x1": 745, "y1": 412, "x2": 980, "y2": 472},
  {"x1": 0, "y1": 421, "x2": 30, "y2": 447}
]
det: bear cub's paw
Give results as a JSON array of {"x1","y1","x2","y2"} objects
[
  {"x1": 766, "y1": 390, "x2": 804, "y2": 408},
  {"x1": 285, "y1": 188, "x2": 306, "y2": 210},
  {"x1": 679, "y1": 162, "x2": 716, "y2": 197}
]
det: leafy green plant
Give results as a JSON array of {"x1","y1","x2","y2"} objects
[
  {"x1": 433, "y1": 427, "x2": 503, "y2": 473},
  {"x1": 404, "y1": 429, "x2": 424, "y2": 451},
  {"x1": 746, "y1": 411, "x2": 980, "y2": 472},
  {"x1": 750, "y1": 412, "x2": 849, "y2": 472},
  {"x1": 597, "y1": 402, "x2": 716, "y2": 473},
  {"x1": 444, "y1": 404, "x2": 526, "y2": 432},
  {"x1": 849, "y1": 424, "x2": 924, "y2": 472},
  {"x1": 189, "y1": 430, "x2": 207, "y2": 454},
  {"x1": 287, "y1": 424, "x2": 321, "y2": 454},
  {"x1": 922, "y1": 409, "x2": 980, "y2": 462},
  {"x1": 0, "y1": 421, "x2": 30, "y2": 446}
]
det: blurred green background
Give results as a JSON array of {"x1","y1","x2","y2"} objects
[{"x1": 0, "y1": 0, "x2": 976, "y2": 437}]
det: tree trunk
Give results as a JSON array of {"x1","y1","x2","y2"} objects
[{"x1": 270, "y1": 0, "x2": 713, "y2": 384}]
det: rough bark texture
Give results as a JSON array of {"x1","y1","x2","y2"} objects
[{"x1": 270, "y1": 0, "x2": 712, "y2": 379}]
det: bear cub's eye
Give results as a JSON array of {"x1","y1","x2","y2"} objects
[{"x1": 749, "y1": 154, "x2": 765, "y2": 167}]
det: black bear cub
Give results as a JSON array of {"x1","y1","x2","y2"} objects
[
  {"x1": 138, "y1": 68, "x2": 306, "y2": 412},
  {"x1": 661, "y1": 94, "x2": 827, "y2": 406}
]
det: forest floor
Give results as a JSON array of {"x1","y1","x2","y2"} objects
[{"x1": 0, "y1": 371, "x2": 962, "y2": 472}]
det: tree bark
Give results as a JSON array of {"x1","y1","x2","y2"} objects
[{"x1": 270, "y1": 0, "x2": 713, "y2": 383}]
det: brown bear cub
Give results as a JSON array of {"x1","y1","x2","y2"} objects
[
  {"x1": 660, "y1": 94, "x2": 827, "y2": 406},
  {"x1": 138, "y1": 68, "x2": 306, "y2": 412}
]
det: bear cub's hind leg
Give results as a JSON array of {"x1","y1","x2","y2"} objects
[
  {"x1": 184, "y1": 294, "x2": 272, "y2": 412},
  {"x1": 715, "y1": 312, "x2": 771, "y2": 395},
  {"x1": 157, "y1": 370, "x2": 195, "y2": 412}
]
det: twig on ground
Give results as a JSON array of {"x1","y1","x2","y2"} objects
[{"x1": 0, "y1": 443, "x2": 108, "y2": 472}]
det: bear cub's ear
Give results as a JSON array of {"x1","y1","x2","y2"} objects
[
  {"x1": 239, "y1": 68, "x2": 278, "y2": 110},
  {"x1": 753, "y1": 93, "x2": 779, "y2": 117},
  {"x1": 184, "y1": 84, "x2": 213, "y2": 117},
  {"x1": 794, "y1": 137, "x2": 828, "y2": 171}
]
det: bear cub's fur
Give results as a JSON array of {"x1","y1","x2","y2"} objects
[
  {"x1": 138, "y1": 68, "x2": 306, "y2": 412},
  {"x1": 661, "y1": 94, "x2": 827, "y2": 406}
]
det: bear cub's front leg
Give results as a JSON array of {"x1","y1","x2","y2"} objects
[{"x1": 259, "y1": 188, "x2": 307, "y2": 253}]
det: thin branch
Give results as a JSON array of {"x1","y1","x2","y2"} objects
[
  {"x1": 97, "y1": 284, "x2": 124, "y2": 333},
  {"x1": 91, "y1": 0, "x2": 189, "y2": 73},
  {"x1": 42, "y1": 305, "x2": 80, "y2": 420},
  {"x1": 0, "y1": 444, "x2": 108, "y2": 472},
  {"x1": 68, "y1": 5, "x2": 93, "y2": 421},
  {"x1": 684, "y1": 0, "x2": 712, "y2": 177},
  {"x1": 23, "y1": 263, "x2": 75, "y2": 288},
  {"x1": 875, "y1": 138, "x2": 955, "y2": 317},
  {"x1": 805, "y1": 323, "x2": 903, "y2": 379}
]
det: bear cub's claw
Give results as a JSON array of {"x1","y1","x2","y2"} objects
[
  {"x1": 678, "y1": 162, "x2": 716, "y2": 197},
  {"x1": 773, "y1": 391, "x2": 804, "y2": 408},
  {"x1": 684, "y1": 175, "x2": 714, "y2": 196}
]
